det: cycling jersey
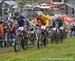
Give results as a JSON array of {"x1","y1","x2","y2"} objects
[
  {"x1": 13, "y1": 15, "x2": 25, "y2": 27},
  {"x1": 55, "y1": 18, "x2": 63, "y2": 27},
  {"x1": 36, "y1": 15, "x2": 50, "y2": 27},
  {"x1": 18, "y1": 19, "x2": 25, "y2": 27},
  {"x1": 41, "y1": 15, "x2": 50, "y2": 27},
  {"x1": 36, "y1": 16, "x2": 45, "y2": 26}
]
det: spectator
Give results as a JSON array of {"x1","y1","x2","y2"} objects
[
  {"x1": 71, "y1": 26, "x2": 75, "y2": 36},
  {"x1": 0, "y1": 21, "x2": 4, "y2": 48},
  {"x1": 8, "y1": 24, "x2": 16, "y2": 46}
]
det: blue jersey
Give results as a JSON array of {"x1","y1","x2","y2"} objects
[
  {"x1": 18, "y1": 19, "x2": 25, "y2": 27},
  {"x1": 12, "y1": 15, "x2": 26, "y2": 27}
]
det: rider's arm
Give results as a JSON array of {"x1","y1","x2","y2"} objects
[{"x1": 26, "y1": 18, "x2": 33, "y2": 26}]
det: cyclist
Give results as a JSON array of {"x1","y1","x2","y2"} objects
[
  {"x1": 36, "y1": 12, "x2": 50, "y2": 35},
  {"x1": 13, "y1": 12, "x2": 32, "y2": 51},
  {"x1": 12, "y1": 12, "x2": 31, "y2": 31},
  {"x1": 36, "y1": 12, "x2": 50, "y2": 27},
  {"x1": 35, "y1": 12, "x2": 50, "y2": 48}
]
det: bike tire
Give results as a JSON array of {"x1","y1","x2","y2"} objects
[
  {"x1": 21, "y1": 39, "x2": 28, "y2": 50},
  {"x1": 14, "y1": 36, "x2": 22, "y2": 52}
]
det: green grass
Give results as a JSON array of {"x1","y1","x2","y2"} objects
[{"x1": 0, "y1": 37, "x2": 75, "y2": 61}]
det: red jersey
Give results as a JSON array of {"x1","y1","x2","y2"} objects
[{"x1": 36, "y1": 16, "x2": 45, "y2": 26}]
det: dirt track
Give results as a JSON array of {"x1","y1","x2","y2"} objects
[
  {"x1": 0, "y1": 45, "x2": 36, "y2": 55},
  {"x1": 0, "y1": 47, "x2": 14, "y2": 55}
]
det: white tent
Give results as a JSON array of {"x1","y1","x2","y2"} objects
[
  {"x1": 12, "y1": 5, "x2": 18, "y2": 8},
  {"x1": 4, "y1": 1, "x2": 17, "y2": 6},
  {"x1": 24, "y1": 4, "x2": 32, "y2": 7},
  {"x1": 36, "y1": 5, "x2": 50, "y2": 9},
  {"x1": 40, "y1": 3, "x2": 50, "y2": 6},
  {"x1": 0, "y1": 0, "x2": 3, "y2": 3}
]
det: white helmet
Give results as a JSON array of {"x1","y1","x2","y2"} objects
[{"x1": 37, "y1": 11, "x2": 43, "y2": 16}]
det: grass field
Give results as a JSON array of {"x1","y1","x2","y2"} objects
[{"x1": 0, "y1": 37, "x2": 75, "y2": 61}]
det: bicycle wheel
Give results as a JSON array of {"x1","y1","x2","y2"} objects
[
  {"x1": 14, "y1": 35, "x2": 22, "y2": 52},
  {"x1": 21, "y1": 38, "x2": 28, "y2": 50},
  {"x1": 37, "y1": 33, "x2": 44, "y2": 48}
]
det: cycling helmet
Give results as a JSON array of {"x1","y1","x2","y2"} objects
[
  {"x1": 14, "y1": 12, "x2": 19, "y2": 16},
  {"x1": 0, "y1": 20, "x2": 4, "y2": 24},
  {"x1": 37, "y1": 11, "x2": 43, "y2": 16}
]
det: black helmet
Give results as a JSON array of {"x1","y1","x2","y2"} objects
[
  {"x1": 0, "y1": 21, "x2": 3, "y2": 24},
  {"x1": 14, "y1": 12, "x2": 19, "y2": 16}
]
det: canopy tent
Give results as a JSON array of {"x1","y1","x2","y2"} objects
[
  {"x1": 39, "y1": 6, "x2": 50, "y2": 9},
  {"x1": 12, "y1": 5, "x2": 18, "y2": 8},
  {"x1": 65, "y1": 3, "x2": 75, "y2": 14},
  {"x1": 65, "y1": 3, "x2": 75, "y2": 8},
  {"x1": 4, "y1": 1, "x2": 17, "y2": 6},
  {"x1": 61, "y1": 14, "x2": 74, "y2": 26},
  {"x1": 48, "y1": 5, "x2": 60, "y2": 10},
  {"x1": 40, "y1": 3, "x2": 50, "y2": 6},
  {"x1": 0, "y1": 0, "x2": 3, "y2": 3},
  {"x1": 25, "y1": 4, "x2": 32, "y2": 7},
  {"x1": 35, "y1": 3, "x2": 50, "y2": 9},
  {"x1": 48, "y1": 14, "x2": 74, "y2": 26}
]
